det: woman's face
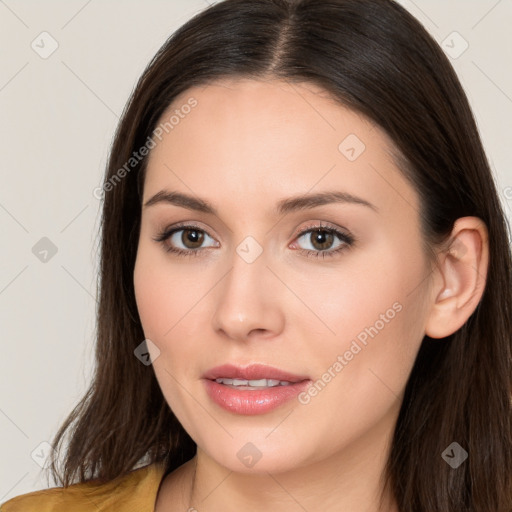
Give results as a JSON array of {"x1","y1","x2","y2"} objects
[{"x1": 133, "y1": 77, "x2": 434, "y2": 474}]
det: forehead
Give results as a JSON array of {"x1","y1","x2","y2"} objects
[{"x1": 143, "y1": 77, "x2": 419, "y2": 220}]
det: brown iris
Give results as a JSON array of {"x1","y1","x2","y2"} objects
[
  {"x1": 309, "y1": 229, "x2": 335, "y2": 251},
  {"x1": 181, "y1": 228, "x2": 204, "y2": 249}
]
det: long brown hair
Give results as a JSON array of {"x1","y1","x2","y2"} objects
[{"x1": 47, "y1": 0, "x2": 512, "y2": 509}]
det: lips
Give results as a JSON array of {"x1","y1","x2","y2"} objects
[
  {"x1": 202, "y1": 363, "x2": 309, "y2": 383},
  {"x1": 202, "y1": 363, "x2": 311, "y2": 415}
]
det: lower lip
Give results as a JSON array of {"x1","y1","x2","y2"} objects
[{"x1": 203, "y1": 379, "x2": 311, "y2": 415}]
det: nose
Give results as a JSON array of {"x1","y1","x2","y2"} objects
[{"x1": 211, "y1": 244, "x2": 285, "y2": 343}]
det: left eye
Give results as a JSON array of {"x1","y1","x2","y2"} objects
[{"x1": 294, "y1": 227, "x2": 350, "y2": 252}]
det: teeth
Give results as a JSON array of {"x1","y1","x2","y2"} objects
[{"x1": 215, "y1": 378, "x2": 292, "y2": 387}]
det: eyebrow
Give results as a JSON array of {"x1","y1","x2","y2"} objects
[{"x1": 143, "y1": 189, "x2": 378, "y2": 216}]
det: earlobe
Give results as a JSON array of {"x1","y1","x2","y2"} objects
[{"x1": 425, "y1": 217, "x2": 489, "y2": 339}]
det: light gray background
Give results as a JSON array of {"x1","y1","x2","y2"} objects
[{"x1": 1, "y1": 0, "x2": 511, "y2": 501}]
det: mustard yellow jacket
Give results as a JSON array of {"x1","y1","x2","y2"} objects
[{"x1": 0, "y1": 463, "x2": 166, "y2": 511}]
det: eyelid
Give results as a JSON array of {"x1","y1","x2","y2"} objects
[
  {"x1": 291, "y1": 220, "x2": 351, "y2": 240},
  {"x1": 155, "y1": 220, "x2": 214, "y2": 240}
]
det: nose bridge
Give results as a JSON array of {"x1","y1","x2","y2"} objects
[{"x1": 211, "y1": 235, "x2": 283, "y2": 339}]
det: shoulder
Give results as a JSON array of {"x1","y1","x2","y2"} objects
[{"x1": 0, "y1": 462, "x2": 166, "y2": 512}]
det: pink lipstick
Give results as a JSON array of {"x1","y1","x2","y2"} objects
[{"x1": 202, "y1": 363, "x2": 311, "y2": 415}]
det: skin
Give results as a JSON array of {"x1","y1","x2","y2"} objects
[{"x1": 133, "y1": 77, "x2": 489, "y2": 512}]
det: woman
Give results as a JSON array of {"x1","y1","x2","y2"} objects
[{"x1": 2, "y1": 0, "x2": 511, "y2": 510}]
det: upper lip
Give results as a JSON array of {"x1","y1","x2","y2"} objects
[{"x1": 203, "y1": 363, "x2": 310, "y2": 383}]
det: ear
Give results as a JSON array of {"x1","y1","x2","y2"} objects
[{"x1": 425, "y1": 217, "x2": 489, "y2": 339}]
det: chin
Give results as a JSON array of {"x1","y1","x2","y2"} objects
[{"x1": 199, "y1": 436, "x2": 318, "y2": 475}]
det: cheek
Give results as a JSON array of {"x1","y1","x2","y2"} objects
[
  {"x1": 299, "y1": 239, "x2": 429, "y2": 391},
  {"x1": 133, "y1": 244, "x2": 217, "y2": 405},
  {"x1": 134, "y1": 243, "x2": 209, "y2": 342},
  {"x1": 133, "y1": 247, "x2": 208, "y2": 427},
  {"x1": 133, "y1": 256, "x2": 172, "y2": 341}
]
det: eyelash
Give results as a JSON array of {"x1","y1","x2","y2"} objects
[{"x1": 153, "y1": 221, "x2": 356, "y2": 260}]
